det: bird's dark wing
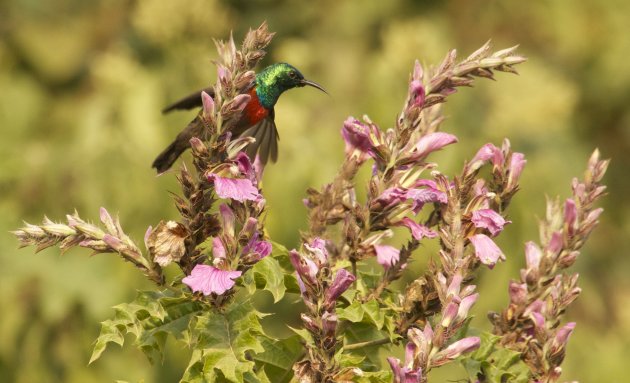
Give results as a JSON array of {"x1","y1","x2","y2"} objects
[
  {"x1": 238, "y1": 110, "x2": 279, "y2": 165},
  {"x1": 162, "y1": 87, "x2": 215, "y2": 114}
]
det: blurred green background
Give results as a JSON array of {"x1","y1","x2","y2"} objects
[{"x1": 1, "y1": 0, "x2": 629, "y2": 382}]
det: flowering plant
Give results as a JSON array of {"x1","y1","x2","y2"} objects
[{"x1": 13, "y1": 23, "x2": 607, "y2": 383}]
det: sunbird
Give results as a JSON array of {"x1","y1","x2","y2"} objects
[{"x1": 153, "y1": 63, "x2": 327, "y2": 173}]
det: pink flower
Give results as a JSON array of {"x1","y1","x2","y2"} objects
[
  {"x1": 325, "y1": 269, "x2": 356, "y2": 305},
  {"x1": 564, "y1": 198, "x2": 578, "y2": 233},
  {"x1": 289, "y1": 250, "x2": 319, "y2": 285},
  {"x1": 207, "y1": 174, "x2": 260, "y2": 202},
  {"x1": 409, "y1": 80, "x2": 425, "y2": 108},
  {"x1": 375, "y1": 245, "x2": 400, "y2": 268},
  {"x1": 471, "y1": 209, "x2": 510, "y2": 236},
  {"x1": 406, "y1": 180, "x2": 447, "y2": 213},
  {"x1": 436, "y1": 337, "x2": 480, "y2": 362},
  {"x1": 387, "y1": 356, "x2": 422, "y2": 383},
  {"x1": 242, "y1": 232, "x2": 271, "y2": 262},
  {"x1": 509, "y1": 281, "x2": 528, "y2": 305},
  {"x1": 469, "y1": 234, "x2": 505, "y2": 268},
  {"x1": 182, "y1": 265, "x2": 242, "y2": 295},
  {"x1": 411, "y1": 132, "x2": 458, "y2": 160},
  {"x1": 201, "y1": 91, "x2": 214, "y2": 120},
  {"x1": 397, "y1": 217, "x2": 437, "y2": 240},
  {"x1": 341, "y1": 117, "x2": 375, "y2": 162},
  {"x1": 457, "y1": 293, "x2": 479, "y2": 320},
  {"x1": 524, "y1": 241, "x2": 541, "y2": 274},
  {"x1": 506, "y1": 152, "x2": 526, "y2": 190},
  {"x1": 212, "y1": 237, "x2": 226, "y2": 259},
  {"x1": 219, "y1": 204, "x2": 235, "y2": 236},
  {"x1": 470, "y1": 143, "x2": 503, "y2": 169}
]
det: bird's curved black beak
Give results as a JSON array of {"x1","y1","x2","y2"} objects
[{"x1": 300, "y1": 79, "x2": 328, "y2": 95}]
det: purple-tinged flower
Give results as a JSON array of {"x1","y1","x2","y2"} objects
[
  {"x1": 457, "y1": 293, "x2": 479, "y2": 320},
  {"x1": 325, "y1": 269, "x2": 356, "y2": 305},
  {"x1": 564, "y1": 198, "x2": 578, "y2": 233},
  {"x1": 548, "y1": 231, "x2": 563, "y2": 255},
  {"x1": 406, "y1": 181, "x2": 448, "y2": 213},
  {"x1": 230, "y1": 94, "x2": 251, "y2": 113},
  {"x1": 219, "y1": 204, "x2": 235, "y2": 236},
  {"x1": 201, "y1": 91, "x2": 214, "y2": 120},
  {"x1": 446, "y1": 274, "x2": 463, "y2": 298},
  {"x1": 289, "y1": 250, "x2": 319, "y2": 285},
  {"x1": 524, "y1": 299, "x2": 545, "y2": 317},
  {"x1": 212, "y1": 237, "x2": 227, "y2": 259},
  {"x1": 341, "y1": 117, "x2": 374, "y2": 162},
  {"x1": 506, "y1": 152, "x2": 526, "y2": 190},
  {"x1": 242, "y1": 232, "x2": 272, "y2": 262},
  {"x1": 207, "y1": 174, "x2": 260, "y2": 202},
  {"x1": 411, "y1": 132, "x2": 458, "y2": 161},
  {"x1": 253, "y1": 154, "x2": 265, "y2": 182},
  {"x1": 554, "y1": 322, "x2": 576, "y2": 346},
  {"x1": 435, "y1": 337, "x2": 480, "y2": 362},
  {"x1": 397, "y1": 217, "x2": 437, "y2": 240},
  {"x1": 471, "y1": 209, "x2": 510, "y2": 236},
  {"x1": 409, "y1": 80, "x2": 425, "y2": 108},
  {"x1": 375, "y1": 245, "x2": 400, "y2": 268},
  {"x1": 373, "y1": 187, "x2": 408, "y2": 209},
  {"x1": 304, "y1": 237, "x2": 328, "y2": 264},
  {"x1": 524, "y1": 241, "x2": 542, "y2": 275},
  {"x1": 470, "y1": 143, "x2": 503, "y2": 170},
  {"x1": 440, "y1": 302, "x2": 459, "y2": 328},
  {"x1": 189, "y1": 137, "x2": 209, "y2": 156},
  {"x1": 321, "y1": 312, "x2": 338, "y2": 337},
  {"x1": 234, "y1": 152, "x2": 257, "y2": 183},
  {"x1": 509, "y1": 281, "x2": 528, "y2": 305},
  {"x1": 530, "y1": 311, "x2": 545, "y2": 328},
  {"x1": 182, "y1": 264, "x2": 242, "y2": 295},
  {"x1": 387, "y1": 357, "x2": 422, "y2": 383},
  {"x1": 469, "y1": 234, "x2": 505, "y2": 268}
]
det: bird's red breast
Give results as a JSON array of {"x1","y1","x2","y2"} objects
[{"x1": 242, "y1": 87, "x2": 270, "y2": 126}]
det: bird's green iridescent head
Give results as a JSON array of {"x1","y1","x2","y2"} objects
[{"x1": 255, "y1": 63, "x2": 326, "y2": 109}]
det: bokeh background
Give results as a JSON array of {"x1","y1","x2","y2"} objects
[{"x1": 1, "y1": 0, "x2": 629, "y2": 382}]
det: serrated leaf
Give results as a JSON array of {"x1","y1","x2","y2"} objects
[
  {"x1": 250, "y1": 256, "x2": 286, "y2": 302},
  {"x1": 342, "y1": 322, "x2": 389, "y2": 369},
  {"x1": 90, "y1": 290, "x2": 203, "y2": 364},
  {"x1": 189, "y1": 300, "x2": 267, "y2": 383},
  {"x1": 338, "y1": 301, "x2": 365, "y2": 323}
]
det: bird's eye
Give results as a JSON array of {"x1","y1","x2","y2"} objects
[{"x1": 288, "y1": 71, "x2": 297, "y2": 79}]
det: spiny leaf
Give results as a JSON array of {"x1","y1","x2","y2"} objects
[
  {"x1": 90, "y1": 290, "x2": 203, "y2": 365},
  {"x1": 186, "y1": 300, "x2": 268, "y2": 383},
  {"x1": 248, "y1": 256, "x2": 287, "y2": 302},
  {"x1": 254, "y1": 336, "x2": 304, "y2": 383}
]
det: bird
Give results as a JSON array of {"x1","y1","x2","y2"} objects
[{"x1": 153, "y1": 63, "x2": 327, "y2": 173}]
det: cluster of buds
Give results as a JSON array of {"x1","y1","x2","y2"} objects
[
  {"x1": 290, "y1": 238, "x2": 356, "y2": 382},
  {"x1": 13, "y1": 208, "x2": 163, "y2": 284},
  {"x1": 397, "y1": 139, "x2": 523, "y2": 335},
  {"x1": 389, "y1": 273, "x2": 481, "y2": 383},
  {"x1": 490, "y1": 150, "x2": 608, "y2": 382}
]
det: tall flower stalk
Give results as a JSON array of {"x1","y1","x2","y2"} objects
[{"x1": 490, "y1": 150, "x2": 608, "y2": 382}]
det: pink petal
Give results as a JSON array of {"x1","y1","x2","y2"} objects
[
  {"x1": 471, "y1": 209, "x2": 510, "y2": 236},
  {"x1": 398, "y1": 217, "x2": 437, "y2": 240},
  {"x1": 208, "y1": 174, "x2": 260, "y2": 202},
  {"x1": 413, "y1": 132, "x2": 458, "y2": 159},
  {"x1": 469, "y1": 234, "x2": 505, "y2": 268},
  {"x1": 375, "y1": 245, "x2": 400, "y2": 268},
  {"x1": 182, "y1": 265, "x2": 242, "y2": 296}
]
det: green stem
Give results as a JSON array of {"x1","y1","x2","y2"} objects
[{"x1": 343, "y1": 337, "x2": 391, "y2": 351}]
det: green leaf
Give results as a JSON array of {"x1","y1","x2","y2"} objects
[
  {"x1": 460, "y1": 331, "x2": 531, "y2": 383},
  {"x1": 90, "y1": 290, "x2": 203, "y2": 364},
  {"x1": 342, "y1": 322, "x2": 389, "y2": 369},
  {"x1": 184, "y1": 300, "x2": 268, "y2": 383},
  {"x1": 254, "y1": 336, "x2": 304, "y2": 383},
  {"x1": 250, "y1": 256, "x2": 287, "y2": 302},
  {"x1": 338, "y1": 301, "x2": 365, "y2": 323},
  {"x1": 354, "y1": 371, "x2": 392, "y2": 383}
]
